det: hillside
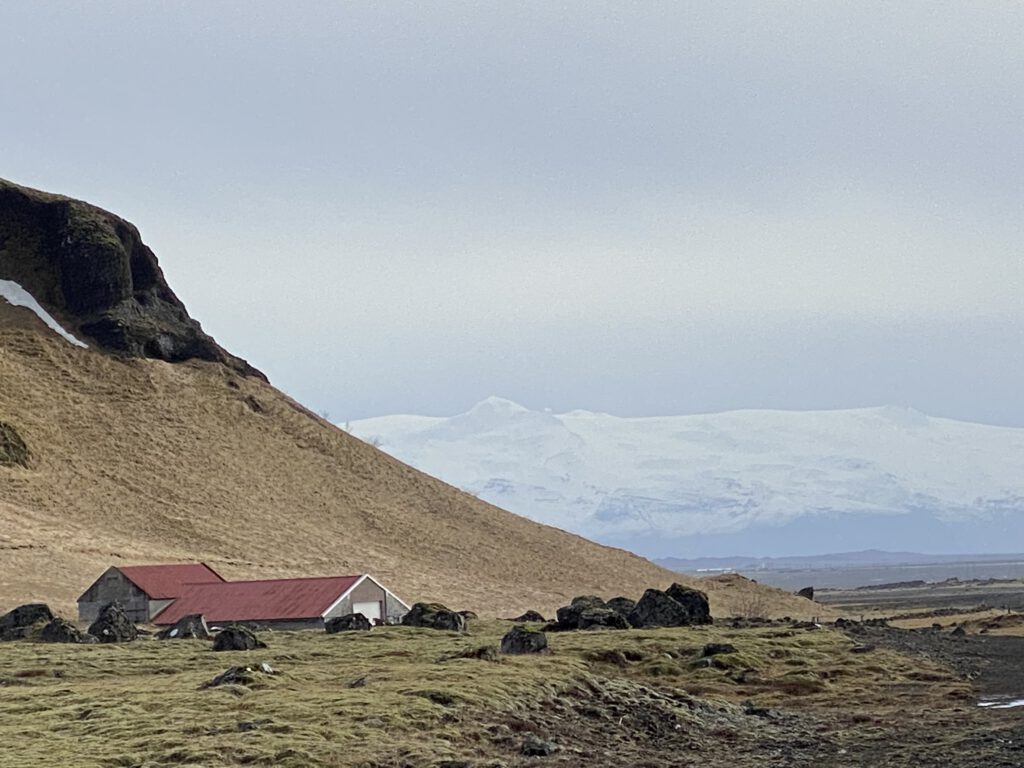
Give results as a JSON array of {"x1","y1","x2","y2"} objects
[
  {"x1": 350, "y1": 397, "x2": 1024, "y2": 558},
  {"x1": 0, "y1": 180, "x2": 817, "y2": 620}
]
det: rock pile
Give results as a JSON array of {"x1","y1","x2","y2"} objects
[
  {"x1": 549, "y1": 584, "x2": 712, "y2": 631},
  {"x1": 501, "y1": 625, "x2": 549, "y2": 655},
  {"x1": 40, "y1": 618, "x2": 94, "y2": 644}
]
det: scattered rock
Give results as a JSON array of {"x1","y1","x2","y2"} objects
[
  {"x1": 437, "y1": 645, "x2": 500, "y2": 663},
  {"x1": 552, "y1": 596, "x2": 629, "y2": 631},
  {"x1": 347, "y1": 676, "x2": 368, "y2": 688},
  {"x1": 213, "y1": 625, "x2": 267, "y2": 651},
  {"x1": 0, "y1": 603, "x2": 54, "y2": 640},
  {"x1": 521, "y1": 734, "x2": 559, "y2": 757},
  {"x1": 578, "y1": 607, "x2": 630, "y2": 630},
  {"x1": 401, "y1": 602, "x2": 467, "y2": 632},
  {"x1": 325, "y1": 613, "x2": 371, "y2": 633},
  {"x1": 501, "y1": 625, "x2": 549, "y2": 655},
  {"x1": 40, "y1": 618, "x2": 91, "y2": 644},
  {"x1": 201, "y1": 662, "x2": 276, "y2": 689},
  {"x1": 702, "y1": 642, "x2": 737, "y2": 657},
  {"x1": 951, "y1": 626, "x2": 967, "y2": 637},
  {"x1": 796, "y1": 586, "x2": 815, "y2": 600},
  {"x1": 850, "y1": 644, "x2": 875, "y2": 654},
  {"x1": 555, "y1": 595, "x2": 606, "y2": 628},
  {"x1": 458, "y1": 610, "x2": 479, "y2": 621},
  {"x1": 157, "y1": 613, "x2": 211, "y2": 640},
  {"x1": 87, "y1": 602, "x2": 137, "y2": 643},
  {"x1": 510, "y1": 610, "x2": 546, "y2": 623}
]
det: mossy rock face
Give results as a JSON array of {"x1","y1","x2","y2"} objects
[
  {"x1": 0, "y1": 178, "x2": 263, "y2": 378},
  {"x1": 0, "y1": 422, "x2": 30, "y2": 468}
]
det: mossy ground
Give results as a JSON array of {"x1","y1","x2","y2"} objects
[{"x1": 0, "y1": 619, "x2": 989, "y2": 768}]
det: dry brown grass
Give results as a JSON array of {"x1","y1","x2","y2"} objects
[
  {"x1": 0, "y1": 620, "x2": 965, "y2": 768},
  {"x1": 0, "y1": 317, "x2": 823, "y2": 621}
]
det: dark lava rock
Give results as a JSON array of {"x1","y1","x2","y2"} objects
[
  {"x1": 201, "y1": 662, "x2": 275, "y2": 689},
  {"x1": 457, "y1": 610, "x2": 479, "y2": 621},
  {"x1": 578, "y1": 608, "x2": 630, "y2": 630},
  {"x1": 0, "y1": 422, "x2": 30, "y2": 468},
  {"x1": 511, "y1": 610, "x2": 546, "y2": 623},
  {"x1": 850, "y1": 643, "x2": 875, "y2": 654},
  {"x1": 325, "y1": 613, "x2": 372, "y2": 633},
  {"x1": 555, "y1": 595, "x2": 607, "y2": 629},
  {"x1": 87, "y1": 602, "x2": 138, "y2": 643},
  {"x1": 606, "y1": 596, "x2": 636, "y2": 617},
  {"x1": 521, "y1": 734, "x2": 559, "y2": 756},
  {"x1": 0, "y1": 603, "x2": 54, "y2": 640},
  {"x1": 702, "y1": 642, "x2": 737, "y2": 657},
  {"x1": 664, "y1": 583, "x2": 713, "y2": 625},
  {"x1": 157, "y1": 613, "x2": 212, "y2": 640},
  {"x1": 213, "y1": 625, "x2": 267, "y2": 651},
  {"x1": 951, "y1": 626, "x2": 967, "y2": 637},
  {"x1": 500, "y1": 625, "x2": 549, "y2": 655},
  {"x1": 0, "y1": 178, "x2": 261, "y2": 377},
  {"x1": 796, "y1": 586, "x2": 815, "y2": 600},
  {"x1": 401, "y1": 602, "x2": 467, "y2": 632},
  {"x1": 628, "y1": 587, "x2": 711, "y2": 629},
  {"x1": 40, "y1": 618, "x2": 91, "y2": 644}
]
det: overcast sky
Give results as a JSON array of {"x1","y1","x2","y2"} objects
[{"x1": 2, "y1": 2, "x2": 1022, "y2": 425}]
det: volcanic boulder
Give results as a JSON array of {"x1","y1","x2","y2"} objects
[
  {"x1": 213, "y1": 625, "x2": 267, "y2": 651},
  {"x1": 500, "y1": 625, "x2": 549, "y2": 655},
  {"x1": 627, "y1": 585, "x2": 712, "y2": 628},
  {"x1": 326, "y1": 613, "x2": 372, "y2": 633},
  {"x1": 88, "y1": 602, "x2": 138, "y2": 643},
  {"x1": 40, "y1": 618, "x2": 93, "y2": 644},
  {"x1": 157, "y1": 613, "x2": 212, "y2": 640},
  {"x1": 0, "y1": 603, "x2": 54, "y2": 640},
  {"x1": 401, "y1": 602, "x2": 466, "y2": 632}
]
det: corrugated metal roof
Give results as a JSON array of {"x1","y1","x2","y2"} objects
[
  {"x1": 152, "y1": 575, "x2": 362, "y2": 625},
  {"x1": 118, "y1": 563, "x2": 225, "y2": 599}
]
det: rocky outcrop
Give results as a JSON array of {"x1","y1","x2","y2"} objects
[
  {"x1": 0, "y1": 603, "x2": 55, "y2": 640},
  {"x1": 606, "y1": 597, "x2": 636, "y2": 618},
  {"x1": 500, "y1": 625, "x2": 549, "y2": 655},
  {"x1": 0, "y1": 178, "x2": 262, "y2": 377},
  {"x1": 796, "y1": 586, "x2": 815, "y2": 600},
  {"x1": 213, "y1": 625, "x2": 267, "y2": 651},
  {"x1": 88, "y1": 602, "x2": 138, "y2": 643},
  {"x1": 401, "y1": 602, "x2": 466, "y2": 632},
  {"x1": 325, "y1": 613, "x2": 372, "y2": 633},
  {"x1": 157, "y1": 613, "x2": 212, "y2": 640}
]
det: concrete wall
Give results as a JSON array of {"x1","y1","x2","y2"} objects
[{"x1": 77, "y1": 567, "x2": 154, "y2": 623}]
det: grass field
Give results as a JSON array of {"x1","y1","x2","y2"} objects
[{"x1": 0, "y1": 619, "x2": 977, "y2": 768}]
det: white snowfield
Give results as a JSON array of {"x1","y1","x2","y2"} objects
[
  {"x1": 349, "y1": 397, "x2": 1024, "y2": 553},
  {"x1": 0, "y1": 279, "x2": 87, "y2": 348}
]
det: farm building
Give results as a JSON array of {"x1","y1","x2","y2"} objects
[
  {"x1": 151, "y1": 574, "x2": 409, "y2": 630},
  {"x1": 77, "y1": 563, "x2": 225, "y2": 623}
]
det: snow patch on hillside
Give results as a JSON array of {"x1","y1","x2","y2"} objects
[
  {"x1": 0, "y1": 279, "x2": 87, "y2": 348},
  {"x1": 349, "y1": 399, "x2": 1024, "y2": 556}
]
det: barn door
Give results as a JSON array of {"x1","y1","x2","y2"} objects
[{"x1": 353, "y1": 601, "x2": 382, "y2": 622}]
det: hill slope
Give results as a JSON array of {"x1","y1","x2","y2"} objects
[
  {"x1": 0, "y1": 181, "x2": 815, "y2": 619},
  {"x1": 350, "y1": 397, "x2": 1024, "y2": 558}
]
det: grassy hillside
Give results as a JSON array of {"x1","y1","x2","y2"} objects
[{"x1": 0, "y1": 307, "x2": 824, "y2": 619}]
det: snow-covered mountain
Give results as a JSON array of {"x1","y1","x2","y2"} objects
[{"x1": 348, "y1": 398, "x2": 1024, "y2": 558}]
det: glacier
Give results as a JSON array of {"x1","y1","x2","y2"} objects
[{"x1": 348, "y1": 397, "x2": 1024, "y2": 558}]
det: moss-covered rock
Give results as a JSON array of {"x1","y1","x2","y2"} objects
[
  {"x1": 401, "y1": 602, "x2": 466, "y2": 632},
  {"x1": 0, "y1": 422, "x2": 29, "y2": 467}
]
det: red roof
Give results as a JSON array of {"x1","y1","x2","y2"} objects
[
  {"x1": 118, "y1": 563, "x2": 225, "y2": 599},
  {"x1": 152, "y1": 575, "x2": 363, "y2": 625}
]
